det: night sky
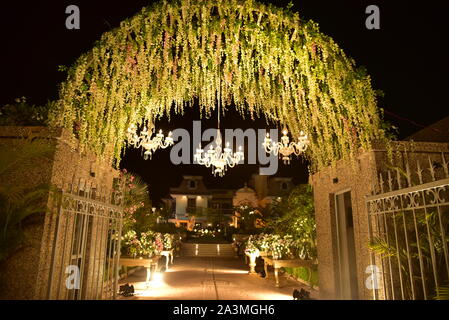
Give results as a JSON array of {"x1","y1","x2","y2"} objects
[{"x1": 1, "y1": 0, "x2": 448, "y2": 203}]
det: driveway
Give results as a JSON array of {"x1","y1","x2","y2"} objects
[{"x1": 118, "y1": 256, "x2": 318, "y2": 300}]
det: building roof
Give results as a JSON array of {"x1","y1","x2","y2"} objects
[
  {"x1": 169, "y1": 175, "x2": 211, "y2": 195},
  {"x1": 170, "y1": 189, "x2": 212, "y2": 196},
  {"x1": 235, "y1": 183, "x2": 256, "y2": 194},
  {"x1": 209, "y1": 189, "x2": 234, "y2": 196},
  {"x1": 405, "y1": 116, "x2": 449, "y2": 143}
]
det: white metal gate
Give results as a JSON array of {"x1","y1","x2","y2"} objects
[
  {"x1": 366, "y1": 155, "x2": 449, "y2": 300},
  {"x1": 46, "y1": 180, "x2": 123, "y2": 299}
]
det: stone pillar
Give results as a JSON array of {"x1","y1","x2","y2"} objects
[{"x1": 0, "y1": 126, "x2": 118, "y2": 299}]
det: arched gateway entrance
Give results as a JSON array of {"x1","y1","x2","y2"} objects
[
  {"x1": 32, "y1": 0, "x2": 387, "y2": 300},
  {"x1": 49, "y1": 0, "x2": 386, "y2": 171}
]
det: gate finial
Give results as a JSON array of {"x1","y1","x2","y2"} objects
[
  {"x1": 379, "y1": 173, "x2": 384, "y2": 194},
  {"x1": 442, "y1": 153, "x2": 448, "y2": 178},
  {"x1": 387, "y1": 170, "x2": 393, "y2": 192},
  {"x1": 428, "y1": 156, "x2": 436, "y2": 181},
  {"x1": 405, "y1": 160, "x2": 412, "y2": 187},
  {"x1": 416, "y1": 160, "x2": 423, "y2": 185}
]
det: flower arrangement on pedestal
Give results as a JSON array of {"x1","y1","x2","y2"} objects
[
  {"x1": 271, "y1": 235, "x2": 295, "y2": 260},
  {"x1": 245, "y1": 234, "x2": 308, "y2": 260},
  {"x1": 121, "y1": 230, "x2": 166, "y2": 258},
  {"x1": 244, "y1": 235, "x2": 260, "y2": 274},
  {"x1": 163, "y1": 233, "x2": 174, "y2": 250},
  {"x1": 244, "y1": 235, "x2": 260, "y2": 257},
  {"x1": 122, "y1": 230, "x2": 141, "y2": 258},
  {"x1": 140, "y1": 231, "x2": 162, "y2": 257},
  {"x1": 252, "y1": 233, "x2": 276, "y2": 254}
]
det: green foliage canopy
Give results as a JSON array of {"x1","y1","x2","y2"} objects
[{"x1": 49, "y1": 0, "x2": 387, "y2": 170}]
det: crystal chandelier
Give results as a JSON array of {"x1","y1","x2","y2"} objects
[
  {"x1": 263, "y1": 128, "x2": 310, "y2": 164},
  {"x1": 194, "y1": 85, "x2": 244, "y2": 177},
  {"x1": 126, "y1": 123, "x2": 174, "y2": 160},
  {"x1": 194, "y1": 130, "x2": 244, "y2": 177}
]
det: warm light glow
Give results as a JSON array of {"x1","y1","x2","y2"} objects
[
  {"x1": 211, "y1": 268, "x2": 249, "y2": 275},
  {"x1": 254, "y1": 292, "x2": 293, "y2": 300},
  {"x1": 248, "y1": 251, "x2": 259, "y2": 258},
  {"x1": 126, "y1": 123, "x2": 174, "y2": 160},
  {"x1": 263, "y1": 128, "x2": 309, "y2": 164},
  {"x1": 194, "y1": 129, "x2": 244, "y2": 177},
  {"x1": 122, "y1": 266, "x2": 292, "y2": 300},
  {"x1": 152, "y1": 272, "x2": 164, "y2": 287}
]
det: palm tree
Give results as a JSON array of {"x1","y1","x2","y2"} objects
[
  {"x1": 115, "y1": 171, "x2": 152, "y2": 233},
  {"x1": 0, "y1": 135, "x2": 54, "y2": 261},
  {"x1": 368, "y1": 210, "x2": 449, "y2": 299}
]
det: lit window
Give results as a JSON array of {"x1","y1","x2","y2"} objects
[
  {"x1": 187, "y1": 198, "x2": 196, "y2": 208},
  {"x1": 188, "y1": 180, "x2": 197, "y2": 189}
]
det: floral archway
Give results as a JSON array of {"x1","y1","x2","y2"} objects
[{"x1": 49, "y1": 0, "x2": 387, "y2": 170}]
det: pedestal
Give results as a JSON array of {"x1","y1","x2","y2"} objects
[
  {"x1": 161, "y1": 249, "x2": 174, "y2": 270},
  {"x1": 246, "y1": 253, "x2": 259, "y2": 274},
  {"x1": 119, "y1": 256, "x2": 161, "y2": 285},
  {"x1": 261, "y1": 257, "x2": 313, "y2": 288}
]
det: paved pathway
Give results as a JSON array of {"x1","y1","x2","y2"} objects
[{"x1": 118, "y1": 257, "x2": 318, "y2": 300}]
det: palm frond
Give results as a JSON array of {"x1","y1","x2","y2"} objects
[
  {"x1": 0, "y1": 136, "x2": 55, "y2": 262},
  {"x1": 0, "y1": 136, "x2": 54, "y2": 179},
  {"x1": 368, "y1": 237, "x2": 397, "y2": 258}
]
